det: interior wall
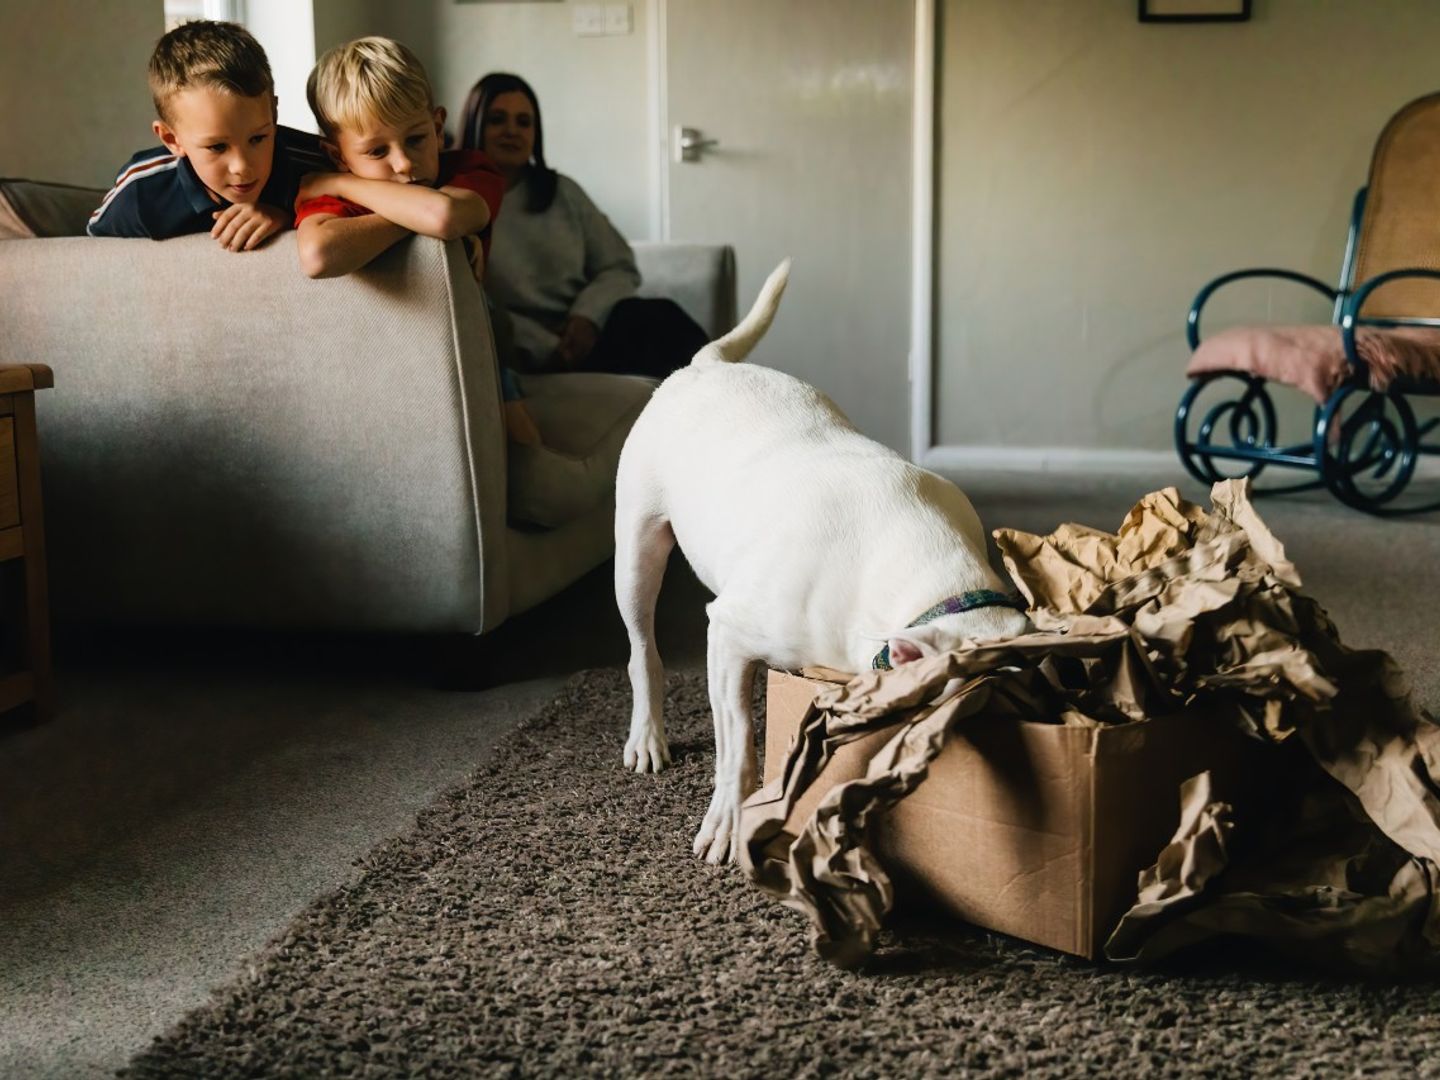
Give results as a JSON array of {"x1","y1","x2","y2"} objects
[
  {"x1": 311, "y1": 0, "x2": 386, "y2": 58},
  {"x1": 0, "y1": 0, "x2": 650, "y2": 234},
  {"x1": 351, "y1": 2, "x2": 654, "y2": 241},
  {"x1": 935, "y1": 0, "x2": 1440, "y2": 454},
  {"x1": 2, "y1": 0, "x2": 163, "y2": 188}
]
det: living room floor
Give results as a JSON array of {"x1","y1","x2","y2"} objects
[{"x1": 1, "y1": 467, "x2": 1437, "y2": 1078}]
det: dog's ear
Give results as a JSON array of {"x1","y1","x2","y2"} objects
[{"x1": 886, "y1": 624, "x2": 947, "y2": 665}]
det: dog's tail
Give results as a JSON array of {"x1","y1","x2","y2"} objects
[{"x1": 692, "y1": 257, "x2": 791, "y2": 366}]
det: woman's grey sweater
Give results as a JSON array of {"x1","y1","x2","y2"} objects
[{"x1": 486, "y1": 170, "x2": 641, "y2": 368}]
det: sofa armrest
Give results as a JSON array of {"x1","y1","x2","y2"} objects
[{"x1": 633, "y1": 242, "x2": 737, "y2": 339}]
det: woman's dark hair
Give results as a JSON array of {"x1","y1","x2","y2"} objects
[{"x1": 460, "y1": 72, "x2": 558, "y2": 213}]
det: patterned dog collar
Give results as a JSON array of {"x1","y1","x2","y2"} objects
[{"x1": 871, "y1": 590, "x2": 1026, "y2": 670}]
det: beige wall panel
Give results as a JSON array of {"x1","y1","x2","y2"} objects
[
  {"x1": 936, "y1": 0, "x2": 1440, "y2": 452},
  {"x1": 2, "y1": 0, "x2": 162, "y2": 189},
  {"x1": 312, "y1": 0, "x2": 388, "y2": 57}
]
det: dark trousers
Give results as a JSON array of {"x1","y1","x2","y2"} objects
[{"x1": 581, "y1": 298, "x2": 710, "y2": 379}]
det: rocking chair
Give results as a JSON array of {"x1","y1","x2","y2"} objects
[{"x1": 1176, "y1": 91, "x2": 1440, "y2": 515}]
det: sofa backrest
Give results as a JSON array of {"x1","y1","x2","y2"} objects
[
  {"x1": 0, "y1": 178, "x2": 103, "y2": 239},
  {"x1": 0, "y1": 232, "x2": 507, "y2": 631}
]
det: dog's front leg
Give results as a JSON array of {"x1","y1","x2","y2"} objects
[
  {"x1": 694, "y1": 610, "x2": 760, "y2": 864},
  {"x1": 616, "y1": 514, "x2": 675, "y2": 773}
]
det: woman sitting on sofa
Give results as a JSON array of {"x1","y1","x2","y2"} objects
[{"x1": 460, "y1": 72, "x2": 706, "y2": 379}]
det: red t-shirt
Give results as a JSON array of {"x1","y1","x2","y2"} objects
[{"x1": 293, "y1": 149, "x2": 505, "y2": 265}]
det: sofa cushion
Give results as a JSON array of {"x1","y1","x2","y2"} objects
[
  {"x1": 1186, "y1": 323, "x2": 1440, "y2": 402},
  {"x1": 633, "y1": 242, "x2": 737, "y2": 339},
  {"x1": 507, "y1": 372, "x2": 655, "y2": 528},
  {"x1": 0, "y1": 178, "x2": 105, "y2": 239}
]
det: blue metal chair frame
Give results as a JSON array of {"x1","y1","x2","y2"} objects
[{"x1": 1176, "y1": 188, "x2": 1440, "y2": 515}]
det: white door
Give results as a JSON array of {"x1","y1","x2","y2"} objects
[{"x1": 661, "y1": 0, "x2": 916, "y2": 453}]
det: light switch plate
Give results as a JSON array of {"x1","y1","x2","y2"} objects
[
  {"x1": 572, "y1": 3, "x2": 605, "y2": 36},
  {"x1": 603, "y1": 3, "x2": 632, "y2": 34}
]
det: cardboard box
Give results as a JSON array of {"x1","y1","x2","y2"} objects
[{"x1": 764, "y1": 669, "x2": 1267, "y2": 960}]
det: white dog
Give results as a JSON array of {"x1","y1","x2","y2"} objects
[{"x1": 614, "y1": 260, "x2": 1030, "y2": 863}]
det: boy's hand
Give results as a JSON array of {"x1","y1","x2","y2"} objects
[
  {"x1": 211, "y1": 202, "x2": 287, "y2": 252},
  {"x1": 551, "y1": 316, "x2": 600, "y2": 369}
]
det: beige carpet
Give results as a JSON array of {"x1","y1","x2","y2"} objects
[
  {"x1": 123, "y1": 668, "x2": 1440, "y2": 1078},
  {"x1": 2, "y1": 469, "x2": 1436, "y2": 1076}
]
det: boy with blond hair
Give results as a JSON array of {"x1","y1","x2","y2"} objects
[
  {"x1": 89, "y1": 19, "x2": 327, "y2": 248},
  {"x1": 296, "y1": 37, "x2": 502, "y2": 281},
  {"x1": 296, "y1": 37, "x2": 549, "y2": 448}
]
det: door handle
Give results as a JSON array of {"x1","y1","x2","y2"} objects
[{"x1": 675, "y1": 126, "x2": 719, "y2": 163}]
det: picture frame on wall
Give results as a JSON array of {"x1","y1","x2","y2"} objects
[{"x1": 1139, "y1": 0, "x2": 1251, "y2": 22}]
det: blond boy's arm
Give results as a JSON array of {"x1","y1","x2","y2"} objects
[
  {"x1": 315, "y1": 175, "x2": 492, "y2": 241},
  {"x1": 297, "y1": 212, "x2": 411, "y2": 279}
]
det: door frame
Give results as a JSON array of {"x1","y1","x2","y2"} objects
[
  {"x1": 909, "y1": 0, "x2": 936, "y2": 464},
  {"x1": 646, "y1": 0, "x2": 668, "y2": 244},
  {"x1": 646, "y1": 0, "x2": 937, "y2": 463}
]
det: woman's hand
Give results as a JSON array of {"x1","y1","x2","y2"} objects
[{"x1": 551, "y1": 315, "x2": 600, "y2": 369}]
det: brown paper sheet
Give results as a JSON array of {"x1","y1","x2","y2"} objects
[{"x1": 739, "y1": 480, "x2": 1440, "y2": 973}]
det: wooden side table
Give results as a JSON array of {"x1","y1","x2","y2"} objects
[{"x1": 0, "y1": 364, "x2": 53, "y2": 718}]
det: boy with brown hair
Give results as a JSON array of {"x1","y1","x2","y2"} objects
[{"x1": 88, "y1": 19, "x2": 327, "y2": 248}]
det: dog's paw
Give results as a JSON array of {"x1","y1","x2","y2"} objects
[
  {"x1": 693, "y1": 789, "x2": 741, "y2": 864},
  {"x1": 623, "y1": 727, "x2": 671, "y2": 774}
]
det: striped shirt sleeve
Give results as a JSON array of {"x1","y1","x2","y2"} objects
[{"x1": 86, "y1": 154, "x2": 181, "y2": 238}]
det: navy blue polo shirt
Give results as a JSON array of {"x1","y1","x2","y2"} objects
[{"x1": 87, "y1": 126, "x2": 327, "y2": 239}]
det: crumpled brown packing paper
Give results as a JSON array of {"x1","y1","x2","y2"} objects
[{"x1": 738, "y1": 480, "x2": 1440, "y2": 973}]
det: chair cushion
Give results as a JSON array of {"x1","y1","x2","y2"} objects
[
  {"x1": 633, "y1": 242, "x2": 737, "y2": 339},
  {"x1": 506, "y1": 372, "x2": 655, "y2": 528},
  {"x1": 0, "y1": 178, "x2": 104, "y2": 239},
  {"x1": 1186, "y1": 324, "x2": 1440, "y2": 402}
]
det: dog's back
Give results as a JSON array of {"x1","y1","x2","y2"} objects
[{"x1": 618, "y1": 334, "x2": 981, "y2": 607}]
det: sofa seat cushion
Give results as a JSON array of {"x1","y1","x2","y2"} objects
[
  {"x1": 506, "y1": 372, "x2": 656, "y2": 528},
  {"x1": 1186, "y1": 324, "x2": 1440, "y2": 403}
]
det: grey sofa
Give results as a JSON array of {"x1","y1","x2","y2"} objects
[{"x1": 0, "y1": 216, "x2": 734, "y2": 633}]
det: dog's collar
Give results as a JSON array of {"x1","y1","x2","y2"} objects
[{"x1": 871, "y1": 590, "x2": 1027, "y2": 671}]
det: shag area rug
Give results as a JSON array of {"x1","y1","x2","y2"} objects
[{"x1": 125, "y1": 669, "x2": 1440, "y2": 1078}]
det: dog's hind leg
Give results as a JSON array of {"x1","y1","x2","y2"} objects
[
  {"x1": 693, "y1": 609, "x2": 760, "y2": 864},
  {"x1": 615, "y1": 511, "x2": 675, "y2": 773}
]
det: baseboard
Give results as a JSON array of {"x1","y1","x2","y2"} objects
[{"x1": 921, "y1": 445, "x2": 1178, "y2": 474}]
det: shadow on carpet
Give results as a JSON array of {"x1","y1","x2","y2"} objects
[{"x1": 124, "y1": 669, "x2": 1440, "y2": 1078}]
